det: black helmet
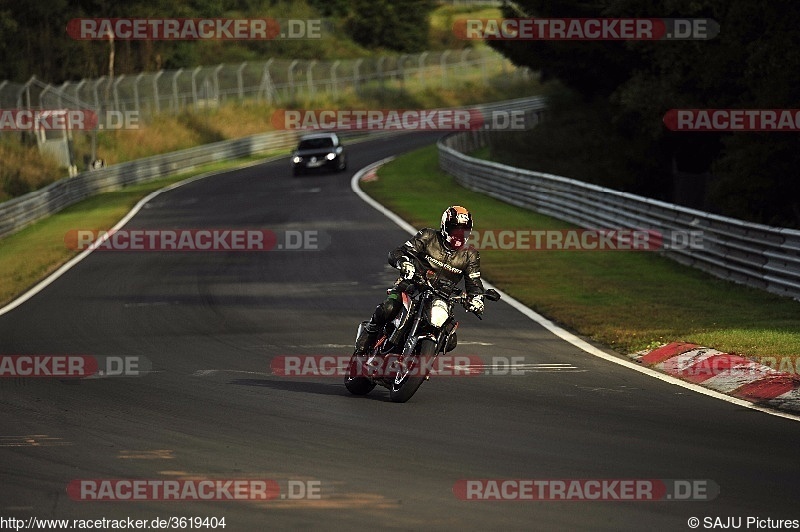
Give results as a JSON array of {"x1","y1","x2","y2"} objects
[{"x1": 440, "y1": 205, "x2": 473, "y2": 250}]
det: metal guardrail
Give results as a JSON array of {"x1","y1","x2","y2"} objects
[
  {"x1": 438, "y1": 128, "x2": 800, "y2": 301},
  {"x1": 0, "y1": 130, "x2": 299, "y2": 239},
  {"x1": 0, "y1": 96, "x2": 547, "y2": 240}
]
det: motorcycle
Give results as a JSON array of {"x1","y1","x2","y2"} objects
[{"x1": 344, "y1": 251, "x2": 501, "y2": 402}]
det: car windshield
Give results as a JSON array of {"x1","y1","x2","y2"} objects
[{"x1": 298, "y1": 137, "x2": 334, "y2": 150}]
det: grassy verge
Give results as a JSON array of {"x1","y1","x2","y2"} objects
[
  {"x1": 360, "y1": 145, "x2": 800, "y2": 361},
  {"x1": 0, "y1": 153, "x2": 276, "y2": 308}
]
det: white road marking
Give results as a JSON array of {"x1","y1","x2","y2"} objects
[
  {"x1": 0, "y1": 155, "x2": 286, "y2": 317},
  {"x1": 0, "y1": 435, "x2": 72, "y2": 447}
]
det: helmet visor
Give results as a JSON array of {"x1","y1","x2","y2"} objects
[{"x1": 445, "y1": 223, "x2": 471, "y2": 249}]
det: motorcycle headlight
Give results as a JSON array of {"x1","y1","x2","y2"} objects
[{"x1": 428, "y1": 298, "x2": 450, "y2": 328}]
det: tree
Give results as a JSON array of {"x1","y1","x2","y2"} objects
[
  {"x1": 486, "y1": 0, "x2": 800, "y2": 226},
  {"x1": 343, "y1": 0, "x2": 434, "y2": 53}
]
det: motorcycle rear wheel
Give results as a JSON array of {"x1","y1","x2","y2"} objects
[{"x1": 344, "y1": 353, "x2": 376, "y2": 395}]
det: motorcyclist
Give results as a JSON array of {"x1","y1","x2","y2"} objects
[{"x1": 355, "y1": 205, "x2": 485, "y2": 354}]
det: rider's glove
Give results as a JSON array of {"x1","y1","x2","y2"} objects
[
  {"x1": 399, "y1": 259, "x2": 416, "y2": 280},
  {"x1": 468, "y1": 295, "x2": 484, "y2": 314}
]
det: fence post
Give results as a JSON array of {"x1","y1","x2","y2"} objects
[
  {"x1": 261, "y1": 58, "x2": 274, "y2": 103},
  {"x1": 377, "y1": 56, "x2": 386, "y2": 95},
  {"x1": 213, "y1": 64, "x2": 223, "y2": 104},
  {"x1": 58, "y1": 81, "x2": 70, "y2": 108},
  {"x1": 153, "y1": 70, "x2": 163, "y2": 113},
  {"x1": 440, "y1": 50, "x2": 451, "y2": 88},
  {"x1": 288, "y1": 59, "x2": 298, "y2": 99},
  {"x1": 93, "y1": 76, "x2": 106, "y2": 111},
  {"x1": 38, "y1": 83, "x2": 52, "y2": 109},
  {"x1": 418, "y1": 51, "x2": 428, "y2": 86},
  {"x1": 330, "y1": 60, "x2": 340, "y2": 98},
  {"x1": 73, "y1": 79, "x2": 87, "y2": 110},
  {"x1": 133, "y1": 73, "x2": 144, "y2": 115},
  {"x1": 399, "y1": 54, "x2": 408, "y2": 88},
  {"x1": 171, "y1": 68, "x2": 183, "y2": 111},
  {"x1": 18, "y1": 76, "x2": 35, "y2": 109},
  {"x1": 191, "y1": 66, "x2": 201, "y2": 108},
  {"x1": 236, "y1": 61, "x2": 247, "y2": 101},
  {"x1": 353, "y1": 58, "x2": 363, "y2": 95},
  {"x1": 113, "y1": 74, "x2": 124, "y2": 112},
  {"x1": 307, "y1": 60, "x2": 317, "y2": 97}
]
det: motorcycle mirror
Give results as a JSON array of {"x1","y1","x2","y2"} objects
[{"x1": 485, "y1": 289, "x2": 501, "y2": 302}]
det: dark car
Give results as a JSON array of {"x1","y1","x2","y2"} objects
[{"x1": 290, "y1": 133, "x2": 347, "y2": 176}]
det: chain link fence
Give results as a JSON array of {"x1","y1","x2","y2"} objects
[{"x1": 2, "y1": 48, "x2": 531, "y2": 123}]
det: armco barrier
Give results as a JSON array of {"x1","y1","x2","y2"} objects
[
  {"x1": 0, "y1": 130, "x2": 299, "y2": 239},
  {"x1": 0, "y1": 96, "x2": 548, "y2": 239},
  {"x1": 438, "y1": 129, "x2": 800, "y2": 300}
]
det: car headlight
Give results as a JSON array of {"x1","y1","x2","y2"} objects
[
  {"x1": 428, "y1": 299, "x2": 450, "y2": 328},
  {"x1": 292, "y1": 156, "x2": 301, "y2": 163},
  {"x1": 325, "y1": 152, "x2": 336, "y2": 161}
]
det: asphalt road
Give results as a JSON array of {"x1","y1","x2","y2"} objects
[{"x1": 1, "y1": 132, "x2": 798, "y2": 531}]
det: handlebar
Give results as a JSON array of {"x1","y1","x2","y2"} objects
[{"x1": 399, "y1": 251, "x2": 501, "y2": 319}]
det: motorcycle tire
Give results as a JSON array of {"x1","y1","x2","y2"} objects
[
  {"x1": 344, "y1": 352, "x2": 376, "y2": 395},
  {"x1": 389, "y1": 339, "x2": 435, "y2": 403}
]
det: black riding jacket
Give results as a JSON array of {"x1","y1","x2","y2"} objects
[{"x1": 388, "y1": 228, "x2": 485, "y2": 299}]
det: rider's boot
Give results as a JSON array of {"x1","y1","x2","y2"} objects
[{"x1": 354, "y1": 321, "x2": 380, "y2": 354}]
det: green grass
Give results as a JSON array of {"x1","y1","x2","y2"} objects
[
  {"x1": 0, "y1": 154, "x2": 274, "y2": 308},
  {"x1": 361, "y1": 145, "x2": 800, "y2": 359}
]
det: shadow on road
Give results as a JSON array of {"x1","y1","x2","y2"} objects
[{"x1": 229, "y1": 378, "x2": 392, "y2": 401}]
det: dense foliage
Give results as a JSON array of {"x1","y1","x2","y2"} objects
[{"x1": 489, "y1": 0, "x2": 800, "y2": 227}]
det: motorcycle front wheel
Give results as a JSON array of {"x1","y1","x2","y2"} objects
[{"x1": 389, "y1": 339, "x2": 436, "y2": 403}]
